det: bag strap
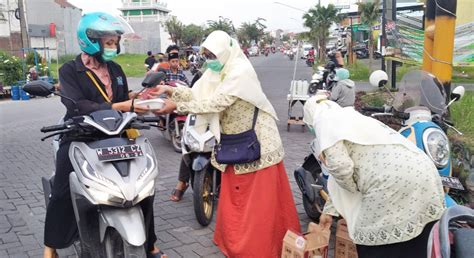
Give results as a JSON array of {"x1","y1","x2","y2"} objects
[
  {"x1": 252, "y1": 107, "x2": 259, "y2": 129},
  {"x1": 85, "y1": 70, "x2": 111, "y2": 103}
]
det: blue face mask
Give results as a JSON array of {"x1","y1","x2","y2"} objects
[
  {"x1": 206, "y1": 60, "x2": 224, "y2": 72},
  {"x1": 102, "y1": 48, "x2": 118, "y2": 61}
]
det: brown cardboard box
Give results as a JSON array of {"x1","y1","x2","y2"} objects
[
  {"x1": 335, "y1": 219, "x2": 358, "y2": 258},
  {"x1": 281, "y1": 222, "x2": 330, "y2": 258}
]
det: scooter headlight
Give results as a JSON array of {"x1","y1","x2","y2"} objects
[
  {"x1": 138, "y1": 142, "x2": 157, "y2": 181},
  {"x1": 423, "y1": 128, "x2": 450, "y2": 168},
  {"x1": 135, "y1": 180, "x2": 155, "y2": 205},
  {"x1": 185, "y1": 131, "x2": 201, "y2": 152},
  {"x1": 73, "y1": 148, "x2": 120, "y2": 192}
]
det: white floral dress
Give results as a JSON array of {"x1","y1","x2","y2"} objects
[{"x1": 322, "y1": 140, "x2": 446, "y2": 245}]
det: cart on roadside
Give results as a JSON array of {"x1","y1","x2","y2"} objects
[
  {"x1": 287, "y1": 79, "x2": 309, "y2": 131},
  {"x1": 286, "y1": 43, "x2": 310, "y2": 132}
]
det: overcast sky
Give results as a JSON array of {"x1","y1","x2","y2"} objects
[{"x1": 68, "y1": 0, "x2": 354, "y2": 32}]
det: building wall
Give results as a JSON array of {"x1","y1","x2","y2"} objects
[
  {"x1": 25, "y1": 0, "x2": 82, "y2": 57},
  {"x1": 0, "y1": 0, "x2": 21, "y2": 53}
]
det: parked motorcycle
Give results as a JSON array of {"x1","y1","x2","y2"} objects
[
  {"x1": 181, "y1": 114, "x2": 220, "y2": 226},
  {"x1": 155, "y1": 80, "x2": 188, "y2": 153},
  {"x1": 427, "y1": 205, "x2": 474, "y2": 258},
  {"x1": 24, "y1": 73, "x2": 164, "y2": 257},
  {"x1": 306, "y1": 55, "x2": 314, "y2": 67},
  {"x1": 365, "y1": 70, "x2": 466, "y2": 206}
]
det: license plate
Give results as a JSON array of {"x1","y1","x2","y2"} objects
[
  {"x1": 96, "y1": 144, "x2": 144, "y2": 162},
  {"x1": 440, "y1": 176, "x2": 464, "y2": 190}
]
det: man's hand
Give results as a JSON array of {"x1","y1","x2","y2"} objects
[
  {"x1": 319, "y1": 214, "x2": 333, "y2": 230},
  {"x1": 154, "y1": 98, "x2": 177, "y2": 115}
]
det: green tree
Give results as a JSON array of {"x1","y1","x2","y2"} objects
[
  {"x1": 281, "y1": 34, "x2": 290, "y2": 42},
  {"x1": 303, "y1": 4, "x2": 338, "y2": 61},
  {"x1": 182, "y1": 24, "x2": 204, "y2": 46},
  {"x1": 358, "y1": 0, "x2": 380, "y2": 70},
  {"x1": 0, "y1": 51, "x2": 22, "y2": 86},
  {"x1": 206, "y1": 16, "x2": 235, "y2": 35},
  {"x1": 165, "y1": 16, "x2": 184, "y2": 45}
]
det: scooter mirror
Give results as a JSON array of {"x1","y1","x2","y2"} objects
[
  {"x1": 142, "y1": 71, "x2": 166, "y2": 88},
  {"x1": 369, "y1": 70, "x2": 388, "y2": 88},
  {"x1": 23, "y1": 80, "x2": 55, "y2": 97},
  {"x1": 451, "y1": 86, "x2": 465, "y2": 102}
]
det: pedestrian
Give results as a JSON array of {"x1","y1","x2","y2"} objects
[
  {"x1": 152, "y1": 30, "x2": 301, "y2": 257},
  {"x1": 329, "y1": 68, "x2": 355, "y2": 107},
  {"x1": 156, "y1": 45, "x2": 179, "y2": 70},
  {"x1": 164, "y1": 51, "x2": 189, "y2": 85},
  {"x1": 144, "y1": 50, "x2": 156, "y2": 71},
  {"x1": 42, "y1": 12, "x2": 166, "y2": 258},
  {"x1": 303, "y1": 98, "x2": 446, "y2": 258}
]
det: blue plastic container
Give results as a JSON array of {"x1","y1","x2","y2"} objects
[
  {"x1": 11, "y1": 85, "x2": 20, "y2": 100},
  {"x1": 20, "y1": 87, "x2": 30, "y2": 100}
]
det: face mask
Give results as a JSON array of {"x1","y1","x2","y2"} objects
[
  {"x1": 102, "y1": 48, "x2": 118, "y2": 61},
  {"x1": 206, "y1": 60, "x2": 224, "y2": 72}
]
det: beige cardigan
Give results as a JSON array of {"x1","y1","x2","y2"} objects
[{"x1": 170, "y1": 86, "x2": 284, "y2": 174}]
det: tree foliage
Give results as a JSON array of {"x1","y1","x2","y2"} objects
[
  {"x1": 165, "y1": 16, "x2": 184, "y2": 45},
  {"x1": 0, "y1": 51, "x2": 22, "y2": 86},
  {"x1": 206, "y1": 16, "x2": 235, "y2": 35},
  {"x1": 358, "y1": 0, "x2": 380, "y2": 69},
  {"x1": 303, "y1": 4, "x2": 338, "y2": 61},
  {"x1": 182, "y1": 24, "x2": 204, "y2": 46}
]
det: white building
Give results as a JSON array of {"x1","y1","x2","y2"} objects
[{"x1": 119, "y1": 0, "x2": 172, "y2": 54}]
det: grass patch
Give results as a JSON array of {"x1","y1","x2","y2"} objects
[
  {"x1": 346, "y1": 61, "x2": 370, "y2": 81},
  {"x1": 449, "y1": 91, "x2": 474, "y2": 149},
  {"x1": 48, "y1": 54, "x2": 148, "y2": 80}
]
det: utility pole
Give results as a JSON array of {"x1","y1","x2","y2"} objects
[
  {"x1": 386, "y1": 0, "x2": 396, "y2": 89},
  {"x1": 18, "y1": 0, "x2": 29, "y2": 49}
]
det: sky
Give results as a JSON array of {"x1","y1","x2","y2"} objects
[{"x1": 68, "y1": 0, "x2": 354, "y2": 32}]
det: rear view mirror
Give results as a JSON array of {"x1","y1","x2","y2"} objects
[
  {"x1": 142, "y1": 71, "x2": 166, "y2": 88},
  {"x1": 451, "y1": 86, "x2": 465, "y2": 102},
  {"x1": 23, "y1": 80, "x2": 55, "y2": 97}
]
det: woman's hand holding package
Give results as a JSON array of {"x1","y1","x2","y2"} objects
[
  {"x1": 149, "y1": 85, "x2": 172, "y2": 99},
  {"x1": 319, "y1": 214, "x2": 333, "y2": 229},
  {"x1": 154, "y1": 98, "x2": 177, "y2": 115}
]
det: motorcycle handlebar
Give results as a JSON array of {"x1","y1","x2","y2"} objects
[
  {"x1": 362, "y1": 106, "x2": 385, "y2": 113},
  {"x1": 137, "y1": 116, "x2": 162, "y2": 123},
  {"x1": 40, "y1": 124, "x2": 69, "y2": 133}
]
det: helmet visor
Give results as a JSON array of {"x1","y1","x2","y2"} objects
[{"x1": 86, "y1": 14, "x2": 134, "y2": 39}]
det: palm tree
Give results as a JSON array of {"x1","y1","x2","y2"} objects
[
  {"x1": 358, "y1": 0, "x2": 380, "y2": 69},
  {"x1": 303, "y1": 4, "x2": 338, "y2": 61},
  {"x1": 165, "y1": 16, "x2": 184, "y2": 45},
  {"x1": 207, "y1": 16, "x2": 235, "y2": 35}
]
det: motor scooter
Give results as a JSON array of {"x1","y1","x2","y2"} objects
[
  {"x1": 154, "y1": 80, "x2": 188, "y2": 153},
  {"x1": 364, "y1": 70, "x2": 466, "y2": 206},
  {"x1": 306, "y1": 55, "x2": 314, "y2": 67},
  {"x1": 24, "y1": 72, "x2": 164, "y2": 257},
  {"x1": 181, "y1": 114, "x2": 220, "y2": 226}
]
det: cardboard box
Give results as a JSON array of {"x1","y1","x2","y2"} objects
[
  {"x1": 282, "y1": 222, "x2": 330, "y2": 258},
  {"x1": 335, "y1": 219, "x2": 358, "y2": 258}
]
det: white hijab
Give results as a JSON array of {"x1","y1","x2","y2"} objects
[
  {"x1": 303, "y1": 97, "x2": 420, "y2": 157},
  {"x1": 303, "y1": 97, "x2": 421, "y2": 238},
  {"x1": 190, "y1": 30, "x2": 277, "y2": 141}
]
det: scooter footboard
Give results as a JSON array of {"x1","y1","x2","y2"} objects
[{"x1": 99, "y1": 206, "x2": 146, "y2": 246}]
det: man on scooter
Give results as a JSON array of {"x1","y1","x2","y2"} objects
[
  {"x1": 43, "y1": 12, "x2": 166, "y2": 258},
  {"x1": 164, "y1": 51, "x2": 189, "y2": 85}
]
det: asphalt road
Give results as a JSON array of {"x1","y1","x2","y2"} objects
[{"x1": 0, "y1": 53, "x2": 331, "y2": 257}]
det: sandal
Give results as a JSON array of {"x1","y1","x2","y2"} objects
[
  {"x1": 147, "y1": 249, "x2": 167, "y2": 258},
  {"x1": 170, "y1": 183, "x2": 189, "y2": 202}
]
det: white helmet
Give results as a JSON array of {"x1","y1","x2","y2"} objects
[{"x1": 369, "y1": 70, "x2": 388, "y2": 87}]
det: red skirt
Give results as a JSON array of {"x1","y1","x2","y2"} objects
[{"x1": 213, "y1": 162, "x2": 301, "y2": 257}]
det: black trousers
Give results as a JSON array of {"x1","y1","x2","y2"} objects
[
  {"x1": 356, "y1": 221, "x2": 436, "y2": 258},
  {"x1": 44, "y1": 141, "x2": 157, "y2": 251}
]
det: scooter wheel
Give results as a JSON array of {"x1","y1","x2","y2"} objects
[{"x1": 193, "y1": 167, "x2": 216, "y2": 226}]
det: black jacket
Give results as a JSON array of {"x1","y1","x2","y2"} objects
[{"x1": 59, "y1": 54, "x2": 129, "y2": 120}]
